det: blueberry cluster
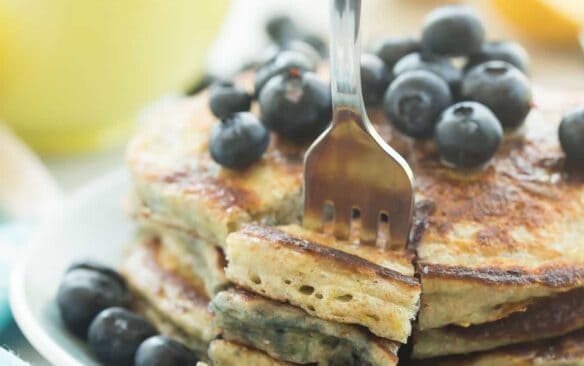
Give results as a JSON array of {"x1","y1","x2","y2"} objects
[
  {"x1": 207, "y1": 7, "x2": 583, "y2": 171},
  {"x1": 56, "y1": 261, "x2": 198, "y2": 366},
  {"x1": 375, "y1": 5, "x2": 535, "y2": 169},
  {"x1": 207, "y1": 8, "x2": 530, "y2": 171},
  {"x1": 208, "y1": 17, "x2": 330, "y2": 170},
  {"x1": 253, "y1": 39, "x2": 331, "y2": 141}
]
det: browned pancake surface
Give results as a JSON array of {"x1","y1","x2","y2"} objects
[{"x1": 128, "y1": 70, "x2": 584, "y2": 287}]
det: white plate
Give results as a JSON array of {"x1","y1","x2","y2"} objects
[{"x1": 10, "y1": 169, "x2": 133, "y2": 366}]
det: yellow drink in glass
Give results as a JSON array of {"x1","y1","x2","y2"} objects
[{"x1": 0, "y1": 1, "x2": 229, "y2": 155}]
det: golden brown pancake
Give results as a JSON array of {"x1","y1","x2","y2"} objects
[
  {"x1": 209, "y1": 340, "x2": 297, "y2": 366},
  {"x1": 120, "y1": 236, "x2": 218, "y2": 349},
  {"x1": 415, "y1": 330, "x2": 584, "y2": 366},
  {"x1": 211, "y1": 288, "x2": 400, "y2": 366},
  {"x1": 414, "y1": 89, "x2": 584, "y2": 331},
  {"x1": 136, "y1": 220, "x2": 230, "y2": 297},
  {"x1": 132, "y1": 297, "x2": 209, "y2": 358},
  {"x1": 224, "y1": 224, "x2": 420, "y2": 343},
  {"x1": 126, "y1": 68, "x2": 584, "y2": 355},
  {"x1": 413, "y1": 287, "x2": 584, "y2": 358},
  {"x1": 126, "y1": 73, "x2": 304, "y2": 248}
]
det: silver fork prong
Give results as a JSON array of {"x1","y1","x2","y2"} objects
[
  {"x1": 359, "y1": 208, "x2": 378, "y2": 245},
  {"x1": 378, "y1": 210, "x2": 390, "y2": 250},
  {"x1": 303, "y1": 194, "x2": 325, "y2": 232},
  {"x1": 333, "y1": 200, "x2": 352, "y2": 240},
  {"x1": 388, "y1": 200, "x2": 411, "y2": 250}
]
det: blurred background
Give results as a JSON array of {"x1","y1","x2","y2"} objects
[{"x1": 1, "y1": 0, "x2": 584, "y2": 363}]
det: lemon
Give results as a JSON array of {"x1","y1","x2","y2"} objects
[
  {"x1": 492, "y1": 0, "x2": 584, "y2": 45},
  {"x1": 0, "y1": 1, "x2": 229, "y2": 155}
]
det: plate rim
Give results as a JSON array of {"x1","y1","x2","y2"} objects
[{"x1": 9, "y1": 168, "x2": 127, "y2": 366}]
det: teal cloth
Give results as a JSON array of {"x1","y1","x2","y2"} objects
[
  {"x1": 0, "y1": 264, "x2": 8, "y2": 331},
  {"x1": 0, "y1": 220, "x2": 31, "y2": 366},
  {"x1": 0, "y1": 222, "x2": 31, "y2": 331}
]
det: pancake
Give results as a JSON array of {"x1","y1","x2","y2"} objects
[
  {"x1": 415, "y1": 330, "x2": 584, "y2": 366},
  {"x1": 209, "y1": 340, "x2": 297, "y2": 366},
  {"x1": 126, "y1": 73, "x2": 304, "y2": 248},
  {"x1": 126, "y1": 67, "x2": 584, "y2": 345},
  {"x1": 132, "y1": 295, "x2": 296, "y2": 365},
  {"x1": 414, "y1": 88, "x2": 584, "y2": 330},
  {"x1": 138, "y1": 219, "x2": 230, "y2": 297},
  {"x1": 120, "y1": 236, "x2": 218, "y2": 348},
  {"x1": 412, "y1": 287, "x2": 584, "y2": 358},
  {"x1": 224, "y1": 224, "x2": 420, "y2": 343},
  {"x1": 210, "y1": 288, "x2": 400, "y2": 366},
  {"x1": 132, "y1": 297, "x2": 209, "y2": 358}
]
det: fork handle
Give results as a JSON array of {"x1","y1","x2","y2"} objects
[{"x1": 330, "y1": 0, "x2": 366, "y2": 116}]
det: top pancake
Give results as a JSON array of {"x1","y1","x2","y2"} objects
[
  {"x1": 127, "y1": 73, "x2": 304, "y2": 246},
  {"x1": 414, "y1": 88, "x2": 584, "y2": 329},
  {"x1": 127, "y1": 70, "x2": 583, "y2": 318},
  {"x1": 414, "y1": 88, "x2": 584, "y2": 274}
]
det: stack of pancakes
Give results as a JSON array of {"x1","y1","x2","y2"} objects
[
  {"x1": 122, "y1": 72, "x2": 583, "y2": 365},
  {"x1": 409, "y1": 88, "x2": 584, "y2": 364}
]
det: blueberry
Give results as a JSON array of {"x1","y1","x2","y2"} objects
[
  {"x1": 209, "y1": 112, "x2": 270, "y2": 169},
  {"x1": 67, "y1": 261, "x2": 128, "y2": 286},
  {"x1": 258, "y1": 44, "x2": 288, "y2": 66},
  {"x1": 461, "y1": 61, "x2": 532, "y2": 129},
  {"x1": 57, "y1": 261, "x2": 130, "y2": 338},
  {"x1": 300, "y1": 34, "x2": 328, "y2": 57},
  {"x1": 466, "y1": 41, "x2": 529, "y2": 74},
  {"x1": 283, "y1": 40, "x2": 321, "y2": 67},
  {"x1": 135, "y1": 335, "x2": 198, "y2": 366},
  {"x1": 373, "y1": 37, "x2": 420, "y2": 69},
  {"x1": 421, "y1": 5, "x2": 485, "y2": 56},
  {"x1": 209, "y1": 82, "x2": 251, "y2": 119},
  {"x1": 559, "y1": 107, "x2": 584, "y2": 164},
  {"x1": 435, "y1": 102, "x2": 503, "y2": 168},
  {"x1": 254, "y1": 50, "x2": 314, "y2": 97},
  {"x1": 361, "y1": 54, "x2": 392, "y2": 106},
  {"x1": 393, "y1": 52, "x2": 462, "y2": 95},
  {"x1": 383, "y1": 70, "x2": 452, "y2": 138},
  {"x1": 266, "y1": 15, "x2": 298, "y2": 45},
  {"x1": 259, "y1": 69, "x2": 331, "y2": 142},
  {"x1": 259, "y1": 41, "x2": 320, "y2": 70},
  {"x1": 88, "y1": 307, "x2": 157, "y2": 366},
  {"x1": 266, "y1": 16, "x2": 327, "y2": 57}
]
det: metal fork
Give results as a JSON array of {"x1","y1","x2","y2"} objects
[{"x1": 303, "y1": 0, "x2": 415, "y2": 249}]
